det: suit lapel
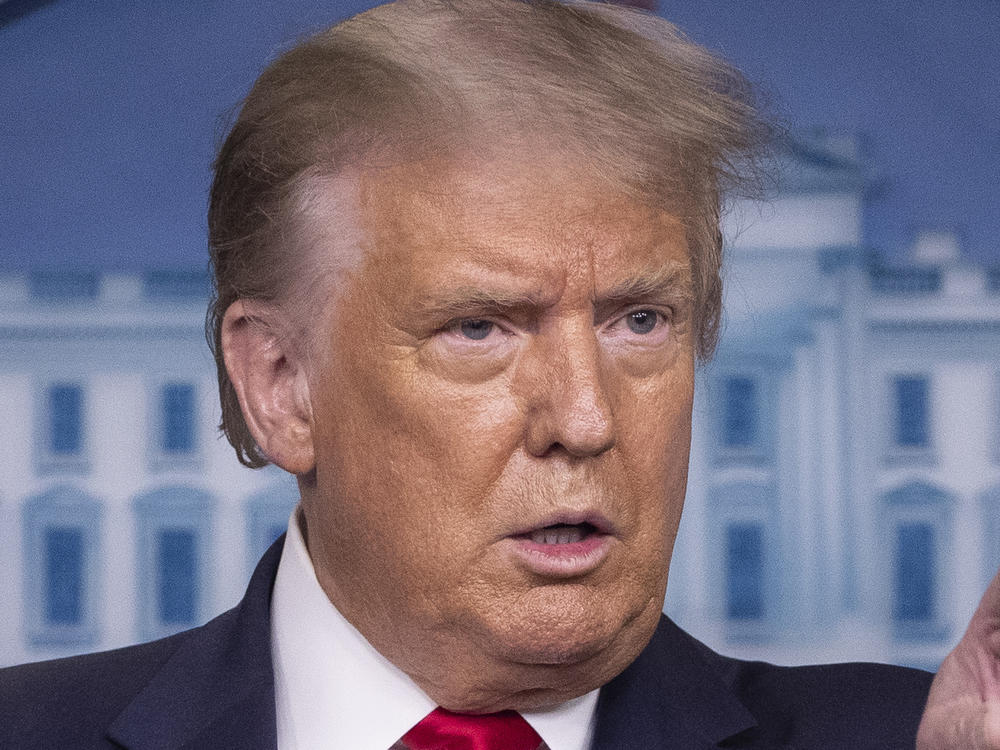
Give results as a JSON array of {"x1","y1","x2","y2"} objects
[
  {"x1": 591, "y1": 617, "x2": 762, "y2": 750},
  {"x1": 103, "y1": 541, "x2": 793, "y2": 749},
  {"x1": 106, "y1": 538, "x2": 284, "y2": 750}
]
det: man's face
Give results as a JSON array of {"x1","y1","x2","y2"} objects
[{"x1": 298, "y1": 155, "x2": 695, "y2": 711}]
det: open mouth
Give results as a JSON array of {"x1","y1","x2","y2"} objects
[
  {"x1": 525, "y1": 522, "x2": 599, "y2": 545},
  {"x1": 508, "y1": 518, "x2": 613, "y2": 577}
]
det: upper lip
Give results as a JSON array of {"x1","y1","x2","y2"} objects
[{"x1": 509, "y1": 511, "x2": 617, "y2": 538}]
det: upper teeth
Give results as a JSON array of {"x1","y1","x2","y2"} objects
[{"x1": 531, "y1": 526, "x2": 584, "y2": 545}]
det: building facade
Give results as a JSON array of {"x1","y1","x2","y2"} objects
[
  {"x1": 0, "y1": 271, "x2": 297, "y2": 667},
  {"x1": 670, "y1": 137, "x2": 1000, "y2": 671},
  {"x1": 1, "y1": 135, "x2": 998, "y2": 670}
]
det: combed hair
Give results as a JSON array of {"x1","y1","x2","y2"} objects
[{"x1": 208, "y1": 0, "x2": 771, "y2": 468}]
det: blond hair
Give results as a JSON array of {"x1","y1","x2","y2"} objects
[{"x1": 208, "y1": 0, "x2": 770, "y2": 468}]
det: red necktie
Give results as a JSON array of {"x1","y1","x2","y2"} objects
[{"x1": 400, "y1": 707, "x2": 543, "y2": 750}]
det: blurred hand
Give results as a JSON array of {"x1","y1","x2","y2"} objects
[{"x1": 917, "y1": 569, "x2": 1000, "y2": 749}]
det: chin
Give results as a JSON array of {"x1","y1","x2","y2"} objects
[
  {"x1": 485, "y1": 584, "x2": 658, "y2": 669},
  {"x1": 418, "y1": 587, "x2": 664, "y2": 714},
  {"x1": 499, "y1": 628, "x2": 611, "y2": 666}
]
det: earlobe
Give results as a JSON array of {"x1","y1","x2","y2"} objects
[{"x1": 221, "y1": 300, "x2": 316, "y2": 475}]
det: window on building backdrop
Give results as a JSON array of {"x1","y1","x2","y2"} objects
[
  {"x1": 44, "y1": 526, "x2": 85, "y2": 626},
  {"x1": 725, "y1": 521, "x2": 765, "y2": 621},
  {"x1": 22, "y1": 487, "x2": 102, "y2": 648},
  {"x1": 723, "y1": 376, "x2": 759, "y2": 449},
  {"x1": 161, "y1": 383, "x2": 196, "y2": 454},
  {"x1": 39, "y1": 383, "x2": 89, "y2": 473},
  {"x1": 151, "y1": 382, "x2": 201, "y2": 471},
  {"x1": 881, "y1": 481, "x2": 952, "y2": 646},
  {"x1": 49, "y1": 384, "x2": 83, "y2": 456},
  {"x1": 157, "y1": 527, "x2": 198, "y2": 625},
  {"x1": 893, "y1": 375, "x2": 930, "y2": 449},
  {"x1": 134, "y1": 487, "x2": 213, "y2": 641},
  {"x1": 893, "y1": 522, "x2": 936, "y2": 625},
  {"x1": 709, "y1": 481, "x2": 775, "y2": 643}
]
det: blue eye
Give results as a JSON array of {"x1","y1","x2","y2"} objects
[
  {"x1": 458, "y1": 319, "x2": 494, "y2": 340},
  {"x1": 626, "y1": 310, "x2": 657, "y2": 334}
]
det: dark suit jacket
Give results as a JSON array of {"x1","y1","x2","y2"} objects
[{"x1": 0, "y1": 537, "x2": 932, "y2": 749}]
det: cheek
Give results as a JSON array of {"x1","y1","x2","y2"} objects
[
  {"x1": 618, "y1": 369, "x2": 693, "y2": 538},
  {"x1": 374, "y1": 360, "x2": 524, "y2": 479},
  {"x1": 312, "y1": 338, "x2": 526, "y2": 535},
  {"x1": 620, "y1": 359, "x2": 692, "y2": 460}
]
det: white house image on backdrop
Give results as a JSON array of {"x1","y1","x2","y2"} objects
[{"x1": 1, "y1": 132, "x2": 998, "y2": 671}]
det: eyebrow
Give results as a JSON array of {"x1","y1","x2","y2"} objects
[
  {"x1": 593, "y1": 262, "x2": 694, "y2": 319},
  {"x1": 412, "y1": 286, "x2": 550, "y2": 321},
  {"x1": 412, "y1": 261, "x2": 694, "y2": 322}
]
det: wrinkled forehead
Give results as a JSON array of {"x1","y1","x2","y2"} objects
[
  {"x1": 283, "y1": 149, "x2": 695, "y2": 367},
  {"x1": 340, "y1": 153, "x2": 694, "y2": 315},
  {"x1": 285, "y1": 141, "x2": 697, "y2": 323},
  {"x1": 369, "y1": 144, "x2": 688, "y2": 234},
  {"x1": 365, "y1": 152, "x2": 688, "y2": 256}
]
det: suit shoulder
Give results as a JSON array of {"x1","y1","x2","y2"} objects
[
  {"x1": 0, "y1": 633, "x2": 187, "y2": 748},
  {"x1": 697, "y1": 643, "x2": 933, "y2": 749}
]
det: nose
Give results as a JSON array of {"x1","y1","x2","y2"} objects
[{"x1": 522, "y1": 323, "x2": 616, "y2": 458}]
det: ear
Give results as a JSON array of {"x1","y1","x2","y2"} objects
[{"x1": 221, "y1": 299, "x2": 316, "y2": 475}]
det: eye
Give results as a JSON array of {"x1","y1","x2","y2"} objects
[
  {"x1": 625, "y1": 310, "x2": 659, "y2": 334},
  {"x1": 602, "y1": 307, "x2": 672, "y2": 348},
  {"x1": 455, "y1": 318, "x2": 495, "y2": 340}
]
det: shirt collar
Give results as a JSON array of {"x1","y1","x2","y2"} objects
[{"x1": 270, "y1": 508, "x2": 597, "y2": 750}]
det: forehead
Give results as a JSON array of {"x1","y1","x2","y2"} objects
[{"x1": 354, "y1": 155, "x2": 690, "y2": 289}]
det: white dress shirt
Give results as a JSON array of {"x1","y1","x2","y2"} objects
[{"x1": 271, "y1": 508, "x2": 599, "y2": 750}]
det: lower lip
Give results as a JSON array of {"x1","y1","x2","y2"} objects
[{"x1": 506, "y1": 534, "x2": 613, "y2": 578}]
